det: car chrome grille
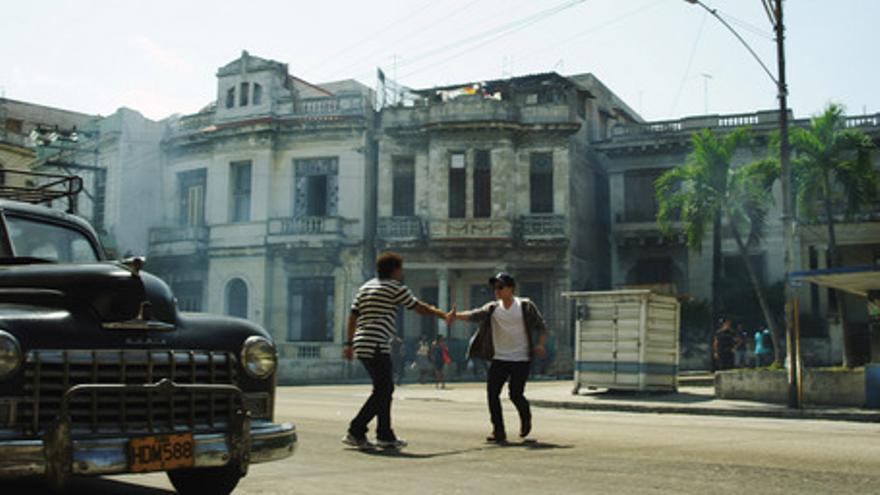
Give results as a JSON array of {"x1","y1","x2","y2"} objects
[{"x1": 19, "y1": 349, "x2": 240, "y2": 435}]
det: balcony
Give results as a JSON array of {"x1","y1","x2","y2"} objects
[
  {"x1": 606, "y1": 110, "x2": 880, "y2": 144},
  {"x1": 381, "y1": 96, "x2": 578, "y2": 131},
  {"x1": 429, "y1": 218, "x2": 513, "y2": 242},
  {"x1": 266, "y1": 216, "x2": 345, "y2": 246},
  {"x1": 518, "y1": 214, "x2": 567, "y2": 245},
  {"x1": 292, "y1": 94, "x2": 370, "y2": 119},
  {"x1": 148, "y1": 226, "x2": 209, "y2": 256},
  {"x1": 377, "y1": 216, "x2": 424, "y2": 245}
]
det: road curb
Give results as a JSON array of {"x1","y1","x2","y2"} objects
[{"x1": 530, "y1": 399, "x2": 880, "y2": 423}]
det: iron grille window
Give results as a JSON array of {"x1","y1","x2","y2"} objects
[
  {"x1": 529, "y1": 152, "x2": 554, "y2": 213},
  {"x1": 448, "y1": 153, "x2": 466, "y2": 218},
  {"x1": 288, "y1": 277, "x2": 335, "y2": 342},
  {"x1": 392, "y1": 156, "x2": 415, "y2": 216},
  {"x1": 226, "y1": 87, "x2": 235, "y2": 108},
  {"x1": 178, "y1": 169, "x2": 206, "y2": 227},
  {"x1": 230, "y1": 161, "x2": 252, "y2": 223},
  {"x1": 473, "y1": 150, "x2": 491, "y2": 218},
  {"x1": 294, "y1": 157, "x2": 338, "y2": 217}
]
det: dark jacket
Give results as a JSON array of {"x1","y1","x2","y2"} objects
[{"x1": 463, "y1": 297, "x2": 548, "y2": 361}]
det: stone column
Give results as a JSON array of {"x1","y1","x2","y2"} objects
[{"x1": 437, "y1": 268, "x2": 449, "y2": 337}]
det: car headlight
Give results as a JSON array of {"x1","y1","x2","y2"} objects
[
  {"x1": 0, "y1": 331, "x2": 22, "y2": 380},
  {"x1": 241, "y1": 336, "x2": 276, "y2": 379}
]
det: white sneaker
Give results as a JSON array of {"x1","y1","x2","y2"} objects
[
  {"x1": 376, "y1": 438, "x2": 408, "y2": 449},
  {"x1": 342, "y1": 433, "x2": 374, "y2": 450}
]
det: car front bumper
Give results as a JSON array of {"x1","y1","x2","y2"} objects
[{"x1": 0, "y1": 420, "x2": 297, "y2": 479}]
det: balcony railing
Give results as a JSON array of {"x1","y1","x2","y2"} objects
[
  {"x1": 609, "y1": 111, "x2": 880, "y2": 141},
  {"x1": 148, "y1": 225, "x2": 210, "y2": 255},
  {"x1": 377, "y1": 216, "x2": 424, "y2": 241},
  {"x1": 381, "y1": 96, "x2": 578, "y2": 130},
  {"x1": 519, "y1": 214, "x2": 567, "y2": 240},
  {"x1": 267, "y1": 216, "x2": 343, "y2": 236},
  {"x1": 429, "y1": 218, "x2": 513, "y2": 240},
  {"x1": 292, "y1": 95, "x2": 369, "y2": 118}
]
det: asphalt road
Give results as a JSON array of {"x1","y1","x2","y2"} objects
[{"x1": 6, "y1": 383, "x2": 880, "y2": 494}]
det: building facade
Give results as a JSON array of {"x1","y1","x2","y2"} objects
[
  {"x1": 149, "y1": 51, "x2": 376, "y2": 382},
  {"x1": 376, "y1": 73, "x2": 639, "y2": 374},
  {"x1": 597, "y1": 110, "x2": 880, "y2": 366}
]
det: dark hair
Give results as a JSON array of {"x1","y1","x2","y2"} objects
[{"x1": 376, "y1": 252, "x2": 403, "y2": 279}]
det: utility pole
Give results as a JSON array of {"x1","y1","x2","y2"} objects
[
  {"x1": 773, "y1": 0, "x2": 800, "y2": 410},
  {"x1": 685, "y1": 0, "x2": 800, "y2": 408}
]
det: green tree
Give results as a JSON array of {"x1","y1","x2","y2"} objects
[
  {"x1": 656, "y1": 127, "x2": 782, "y2": 364},
  {"x1": 790, "y1": 103, "x2": 877, "y2": 367}
]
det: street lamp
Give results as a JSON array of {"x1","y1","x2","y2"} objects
[{"x1": 684, "y1": 0, "x2": 799, "y2": 408}]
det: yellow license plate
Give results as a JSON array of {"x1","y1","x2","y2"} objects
[{"x1": 129, "y1": 433, "x2": 195, "y2": 473}]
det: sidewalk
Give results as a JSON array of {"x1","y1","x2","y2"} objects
[{"x1": 393, "y1": 380, "x2": 880, "y2": 424}]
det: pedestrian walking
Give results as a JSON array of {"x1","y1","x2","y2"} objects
[
  {"x1": 431, "y1": 335, "x2": 450, "y2": 389},
  {"x1": 448, "y1": 272, "x2": 548, "y2": 443},
  {"x1": 754, "y1": 325, "x2": 774, "y2": 367},
  {"x1": 712, "y1": 318, "x2": 736, "y2": 371},
  {"x1": 342, "y1": 252, "x2": 451, "y2": 450}
]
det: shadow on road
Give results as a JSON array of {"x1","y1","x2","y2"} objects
[
  {"x1": 3, "y1": 476, "x2": 174, "y2": 495},
  {"x1": 347, "y1": 440, "x2": 572, "y2": 459},
  {"x1": 496, "y1": 440, "x2": 574, "y2": 450}
]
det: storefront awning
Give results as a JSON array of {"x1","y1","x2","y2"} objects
[{"x1": 791, "y1": 265, "x2": 880, "y2": 298}]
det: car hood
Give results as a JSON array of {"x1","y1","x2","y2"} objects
[{"x1": 0, "y1": 262, "x2": 175, "y2": 324}]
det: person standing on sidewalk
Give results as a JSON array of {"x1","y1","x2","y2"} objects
[
  {"x1": 431, "y1": 335, "x2": 450, "y2": 389},
  {"x1": 448, "y1": 272, "x2": 548, "y2": 443},
  {"x1": 342, "y1": 252, "x2": 451, "y2": 449}
]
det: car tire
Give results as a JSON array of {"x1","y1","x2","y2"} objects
[{"x1": 167, "y1": 463, "x2": 243, "y2": 495}]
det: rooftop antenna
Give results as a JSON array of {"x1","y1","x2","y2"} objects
[{"x1": 701, "y1": 73, "x2": 713, "y2": 114}]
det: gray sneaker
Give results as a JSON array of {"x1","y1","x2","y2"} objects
[
  {"x1": 342, "y1": 433, "x2": 374, "y2": 450},
  {"x1": 376, "y1": 438, "x2": 408, "y2": 449}
]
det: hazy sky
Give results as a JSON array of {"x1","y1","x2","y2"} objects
[{"x1": 1, "y1": 0, "x2": 876, "y2": 122}]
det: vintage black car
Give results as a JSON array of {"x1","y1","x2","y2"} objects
[{"x1": 0, "y1": 179, "x2": 296, "y2": 493}]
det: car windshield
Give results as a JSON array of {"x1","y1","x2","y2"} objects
[{"x1": 5, "y1": 215, "x2": 99, "y2": 263}]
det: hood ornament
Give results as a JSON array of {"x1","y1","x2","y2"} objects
[{"x1": 120, "y1": 256, "x2": 146, "y2": 276}]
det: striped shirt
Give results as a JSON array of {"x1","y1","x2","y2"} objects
[{"x1": 350, "y1": 278, "x2": 418, "y2": 358}]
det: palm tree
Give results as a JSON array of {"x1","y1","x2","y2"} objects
[
  {"x1": 790, "y1": 103, "x2": 877, "y2": 368},
  {"x1": 656, "y1": 127, "x2": 783, "y2": 364}
]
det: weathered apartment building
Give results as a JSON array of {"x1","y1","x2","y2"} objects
[
  {"x1": 0, "y1": 98, "x2": 164, "y2": 257},
  {"x1": 146, "y1": 51, "x2": 640, "y2": 381},
  {"x1": 597, "y1": 110, "x2": 880, "y2": 365},
  {"x1": 376, "y1": 73, "x2": 639, "y2": 372},
  {"x1": 148, "y1": 52, "x2": 376, "y2": 381}
]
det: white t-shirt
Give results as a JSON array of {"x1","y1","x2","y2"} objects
[{"x1": 490, "y1": 297, "x2": 530, "y2": 362}]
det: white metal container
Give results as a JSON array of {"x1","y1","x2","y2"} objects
[{"x1": 563, "y1": 290, "x2": 680, "y2": 392}]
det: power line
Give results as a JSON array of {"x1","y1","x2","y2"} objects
[
  {"x1": 669, "y1": 10, "x2": 708, "y2": 116},
  {"x1": 513, "y1": 0, "x2": 665, "y2": 69},
  {"x1": 317, "y1": 0, "x2": 491, "y2": 82},
  {"x1": 398, "y1": 0, "x2": 588, "y2": 80},
  {"x1": 302, "y1": 0, "x2": 437, "y2": 76}
]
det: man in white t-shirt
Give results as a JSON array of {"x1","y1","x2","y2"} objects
[{"x1": 449, "y1": 272, "x2": 548, "y2": 443}]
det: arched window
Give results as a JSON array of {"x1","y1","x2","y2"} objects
[{"x1": 225, "y1": 278, "x2": 248, "y2": 319}]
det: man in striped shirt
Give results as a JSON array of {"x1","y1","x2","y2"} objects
[{"x1": 342, "y1": 252, "x2": 451, "y2": 449}]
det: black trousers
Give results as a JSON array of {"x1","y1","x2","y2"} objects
[
  {"x1": 349, "y1": 354, "x2": 395, "y2": 441},
  {"x1": 487, "y1": 360, "x2": 531, "y2": 435}
]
